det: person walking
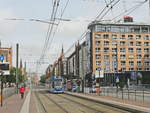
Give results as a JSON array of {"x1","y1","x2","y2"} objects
[{"x1": 20, "y1": 86, "x2": 25, "y2": 99}]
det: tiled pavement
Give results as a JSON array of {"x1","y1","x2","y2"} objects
[
  {"x1": 66, "y1": 92, "x2": 150, "y2": 113},
  {"x1": 0, "y1": 89, "x2": 38, "y2": 113}
]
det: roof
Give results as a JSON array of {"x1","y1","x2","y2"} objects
[{"x1": 88, "y1": 20, "x2": 150, "y2": 28}]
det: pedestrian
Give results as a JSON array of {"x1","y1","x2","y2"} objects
[{"x1": 20, "y1": 86, "x2": 25, "y2": 99}]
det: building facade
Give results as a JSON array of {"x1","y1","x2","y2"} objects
[
  {"x1": 0, "y1": 47, "x2": 12, "y2": 66},
  {"x1": 87, "y1": 19, "x2": 150, "y2": 84}
]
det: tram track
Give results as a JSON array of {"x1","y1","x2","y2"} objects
[
  {"x1": 45, "y1": 93, "x2": 103, "y2": 113},
  {"x1": 52, "y1": 94, "x2": 130, "y2": 113},
  {"x1": 35, "y1": 91, "x2": 70, "y2": 113},
  {"x1": 35, "y1": 90, "x2": 131, "y2": 113},
  {"x1": 42, "y1": 93, "x2": 70, "y2": 113},
  {"x1": 35, "y1": 91, "x2": 48, "y2": 113},
  {"x1": 40, "y1": 91, "x2": 103, "y2": 113}
]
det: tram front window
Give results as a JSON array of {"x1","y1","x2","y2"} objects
[{"x1": 54, "y1": 80, "x2": 62, "y2": 86}]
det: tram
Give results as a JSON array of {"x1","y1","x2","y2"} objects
[{"x1": 49, "y1": 76, "x2": 64, "y2": 93}]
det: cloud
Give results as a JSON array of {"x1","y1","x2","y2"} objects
[
  {"x1": 0, "y1": 8, "x2": 18, "y2": 36},
  {"x1": 56, "y1": 17, "x2": 90, "y2": 39}
]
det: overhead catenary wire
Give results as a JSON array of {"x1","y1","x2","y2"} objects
[
  {"x1": 98, "y1": 0, "x2": 121, "y2": 21},
  {"x1": 48, "y1": 0, "x2": 70, "y2": 51},
  {"x1": 40, "y1": 0, "x2": 60, "y2": 61},
  {"x1": 36, "y1": 0, "x2": 70, "y2": 72},
  {"x1": 36, "y1": 0, "x2": 60, "y2": 72},
  {"x1": 111, "y1": 0, "x2": 148, "y2": 22},
  {"x1": 40, "y1": 0, "x2": 59, "y2": 58},
  {"x1": 95, "y1": 0, "x2": 115, "y2": 20},
  {"x1": 64, "y1": 0, "x2": 120, "y2": 56}
]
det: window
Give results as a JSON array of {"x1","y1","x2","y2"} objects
[
  {"x1": 137, "y1": 54, "x2": 142, "y2": 59},
  {"x1": 95, "y1": 48, "x2": 100, "y2": 52},
  {"x1": 144, "y1": 42, "x2": 149, "y2": 46},
  {"x1": 112, "y1": 54, "x2": 117, "y2": 59},
  {"x1": 128, "y1": 42, "x2": 134, "y2": 46},
  {"x1": 120, "y1": 54, "x2": 126, "y2": 59},
  {"x1": 104, "y1": 55, "x2": 109, "y2": 59},
  {"x1": 128, "y1": 35, "x2": 133, "y2": 39},
  {"x1": 128, "y1": 48, "x2": 134, "y2": 53},
  {"x1": 96, "y1": 61, "x2": 101, "y2": 66},
  {"x1": 136, "y1": 48, "x2": 142, "y2": 53},
  {"x1": 120, "y1": 34, "x2": 126, "y2": 39},
  {"x1": 144, "y1": 61, "x2": 150, "y2": 66},
  {"x1": 144, "y1": 35, "x2": 149, "y2": 40},
  {"x1": 121, "y1": 61, "x2": 126, "y2": 66},
  {"x1": 144, "y1": 68, "x2": 150, "y2": 71},
  {"x1": 95, "y1": 41, "x2": 101, "y2": 46},
  {"x1": 104, "y1": 48, "x2": 109, "y2": 52},
  {"x1": 129, "y1": 68, "x2": 134, "y2": 71},
  {"x1": 142, "y1": 27, "x2": 148, "y2": 33},
  {"x1": 137, "y1": 68, "x2": 142, "y2": 71},
  {"x1": 112, "y1": 48, "x2": 117, "y2": 52},
  {"x1": 96, "y1": 54, "x2": 101, "y2": 59},
  {"x1": 144, "y1": 54, "x2": 150, "y2": 59},
  {"x1": 137, "y1": 61, "x2": 142, "y2": 66},
  {"x1": 104, "y1": 41, "x2": 109, "y2": 46},
  {"x1": 112, "y1": 34, "x2": 117, "y2": 39},
  {"x1": 144, "y1": 48, "x2": 149, "y2": 53},
  {"x1": 120, "y1": 41, "x2": 126, "y2": 46},
  {"x1": 95, "y1": 34, "x2": 101, "y2": 39},
  {"x1": 120, "y1": 48, "x2": 126, "y2": 52},
  {"x1": 136, "y1": 35, "x2": 141, "y2": 39},
  {"x1": 112, "y1": 41, "x2": 117, "y2": 46},
  {"x1": 129, "y1": 61, "x2": 134, "y2": 66},
  {"x1": 103, "y1": 34, "x2": 109, "y2": 39},
  {"x1": 121, "y1": 68, "x2": 126, "y2": 71},
  {"x1": 136, "y1": 41, "x2": 142, "y2": 46}
]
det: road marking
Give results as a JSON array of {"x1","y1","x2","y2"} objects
[{"x1": 20, "y1": 91, "x2": 31, "y2": 113}]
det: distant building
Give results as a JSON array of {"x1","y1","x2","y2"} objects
[
  {"x1": 0, "y1": 47, "x2": 12, "y2": 66},
  {"x1": 0, "y1": 47, "x2": 12, "y2": 75}
]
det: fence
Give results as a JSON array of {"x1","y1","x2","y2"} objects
[
  {"x1": 81, "y1": 85, "x2": 150, "y2": 103},
  {"x1": 1, "y1": 87, "x2": 16, "y2": 99}
]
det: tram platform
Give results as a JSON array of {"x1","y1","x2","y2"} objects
[
  {"x1": 0, "y1": 89, "x2": 37, "y2": 113},
  {"x1": 65, "y1": 92, "x2": 150, "y2": 113}
]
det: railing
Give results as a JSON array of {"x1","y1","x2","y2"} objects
[
  {"x1": 65, "y1": 84, "x2": 150, "y2": 104},
  {"x1": 100, "y1": 86, "x2": 150, "y2": 103},
  {"x1": 78, "y1": 85, "x2": 150, "y2": 103},
  {"x1": 0, "y1": 87, "x2": 16, "y2": 99}
]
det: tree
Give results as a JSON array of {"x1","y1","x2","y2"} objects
[
  {"x1": 6, "y1": 67, "x2": 27, "y2": 87},
  {"x1": 7, "y1": 67, "x2": 16, "y2": 87},
  {"x1": 40, "y1": 74, "x2": 46, "y2": 83}
]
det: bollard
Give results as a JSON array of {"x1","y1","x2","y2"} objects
[
  {"x1": 135, "y1": 90, "x2": 136, "y2": 101},
  {"x1": 122, "y1": 88, "x2": 124, "y2": 100},
  {"x1": 143, "y1": 89, "x2": 144, "y2": 103},
  {"x1": 128, "y1": 89, "x2": 129, "y2": 100},
  {"x1": 116, "y1": 88, "x2": 118, "y2": 98}
]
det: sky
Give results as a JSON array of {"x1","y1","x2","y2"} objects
[{"x1": 0, "y1": 0, "x2": 150, "y2": 75}]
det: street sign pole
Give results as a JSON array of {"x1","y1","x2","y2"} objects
[
  {"x1": 16, "y1": 44, "x2": 19, "y2": 93},
  {"x1": 0, "y1": 71, "x2": 3, "y2": 107}
]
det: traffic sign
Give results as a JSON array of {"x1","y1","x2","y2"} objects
[{"x1": 0, "y1": 56, "x2": 4, "y2": 61}]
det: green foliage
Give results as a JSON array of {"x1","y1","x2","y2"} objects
[
  {"x1": 5, "y1": 67, "x2": 27, "y2": 86},
  {"x1": 7, "y1": 67, "x2": 16, "y2": 83},
  {"x1": 40, "y1": 74, "x2": 46, "y2": 83}
]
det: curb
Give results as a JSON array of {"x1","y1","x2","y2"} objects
[{"x1": 65, "y1": 92, "x2": 148, "y2": 113}]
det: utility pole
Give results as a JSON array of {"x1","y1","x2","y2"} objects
[
  {"x1": 0, "y1": 42, "x2": 4, "y2": 107},
  {"x1": 16, "y1": 44, "x2": 19, "y2": 93},
  {"x1": 0, "y1": 71, "x2": 4, "y2": 107}
]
